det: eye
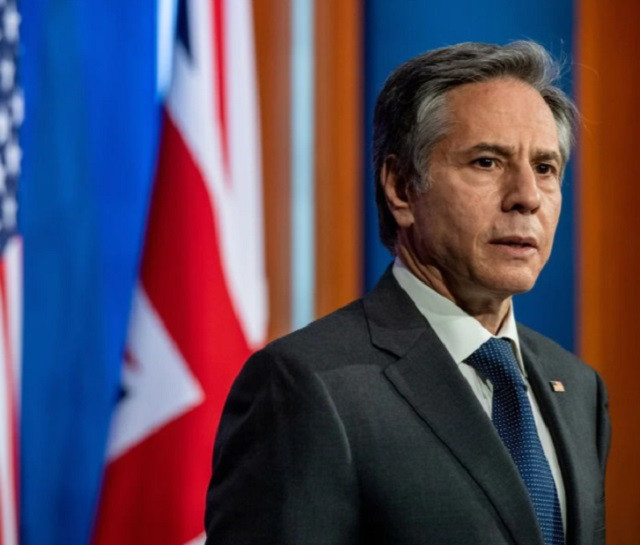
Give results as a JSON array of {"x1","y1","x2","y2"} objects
[
  {"x1": 535, "y1": 163, "x2": 557, "y2": 176},
  {"x1": 472, "y1": 157, "x2": 497, "y2": 169}
]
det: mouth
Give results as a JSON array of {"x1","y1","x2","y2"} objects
[{"x1": 490, "y1": 236, "x2": 538, "y2": 253}]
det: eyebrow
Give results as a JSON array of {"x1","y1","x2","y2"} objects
[
  {"x1": 464, "y1": 142, "x2": 562, "y2": 164},
  {"x1": 467, "y1": 143, "x2": 514, "y2": 157},
  {"x1": 531, "y1": 149, "x2": 562, "y2": 164}
]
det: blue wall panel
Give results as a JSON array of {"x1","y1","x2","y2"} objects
[{"x1": 364, "y1": 0, "x2": 576, "y2": 350}]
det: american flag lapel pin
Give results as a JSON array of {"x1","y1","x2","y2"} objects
[{"x1": 550, "y1": 380, "x2": 565, "y2": 393}]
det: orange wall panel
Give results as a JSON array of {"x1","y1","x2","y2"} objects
[
  {"x1": 253, "y1": 0, "x2": 292, "y2": 340},
  {"x1": 577, "y1": 1, "x2": 640, "y2": 542},
  {"x1": 314, "y1": 0, "x2": 363, "y2": 317}
]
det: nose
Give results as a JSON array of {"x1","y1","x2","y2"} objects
[{"x1": 501, "y1": 164, "x2": 541, "y2": 213}]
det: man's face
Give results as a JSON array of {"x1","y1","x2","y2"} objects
[{"x1": 401, "y1": 77, "x2": 562, "y2": 304}]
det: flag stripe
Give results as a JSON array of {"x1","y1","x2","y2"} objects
[
  {"x1": 0, "y1": 263, "x2": 18, "y2": 545},
  {"x1": 212, "y1": 0, "x2": 230, "y2": 177},
  {"x1": 0, "y1": 250, "x2": 19, "y2": 545},
  {"x1": 4, "y1": 239, "x2": 21, "y2": 412},
  {"x1": 166, "y1": 0, "x2": 267, "y2": 348},
  {"x1": 0, "y1": 262, "x2": 19, "y2": 519},
  {"x1": 0, "y1": 462, "x2": 4, "y2": 545},
  {"x1": 140, "y1": 111, "x2": 252, "y2": 402}
]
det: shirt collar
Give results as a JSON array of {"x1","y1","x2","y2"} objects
[{"x1": 392, "y1": 258, "x2": 525, "y2": 374}]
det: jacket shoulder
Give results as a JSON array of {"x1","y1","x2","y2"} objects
[
  {"x1": 260, "y1": 298, "x2": 372, "y2": 372},
  {"x1": 517, "y1": 322, "x2": 599, "y2": 378}
]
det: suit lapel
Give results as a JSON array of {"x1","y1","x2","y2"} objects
[
  {"x1": 363, "y1": 271, "x2": 544, "y2": 545},
  {"x1": 519, "y1": 330, "x2": 594, "y2": 545}
]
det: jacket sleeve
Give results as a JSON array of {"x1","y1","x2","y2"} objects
[
  {"x1": 595, "y1": 370, "x2": 611, "y2": 475},
  {"x1": 594, "y1": 370, "x2": 611, "y2": 545},
  {"x1": 204, "y1": 347, "x2": 359, "y2": 545}
]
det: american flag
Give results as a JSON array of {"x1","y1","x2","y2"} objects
[
  {"x1": 0, "y1": 2, "x2": 22, "y2": 545},
  {"x1": 92, "y1": 1, "x2": 267, "y2": 544}
]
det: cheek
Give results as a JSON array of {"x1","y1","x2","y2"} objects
[
  {"x1": 537, "y1": 200, "x2": 562, "y2": 264},
  {"x1": 543, "y1": 195, "x2": 562, "y2": 239},
  {"x1": 411, "y1": 186, "x2": 490, "y2": 251},
  {"x1": 427, "y1": 210, "x2": 482, "y2": 258}
]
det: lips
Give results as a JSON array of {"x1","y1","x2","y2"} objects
[{"x1": 490, "y1": 236, "x2": 538, "y2": 250}]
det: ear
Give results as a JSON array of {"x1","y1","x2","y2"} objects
[{"x1": 381, "y1": 156, "x2": 415, "y2": 228}]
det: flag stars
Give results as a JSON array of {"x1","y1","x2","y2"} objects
[
  {"x1": 10, "y1": 89, "x2": 23, "y2": 126},
  {"x1": 0, "y1": 107, "x2": 9, "y2": 142},
  {"x1": 0, "y1": 1, "x2": 20, "y2": 253},
  {"x1": 0, "y1": 57, "x2": 15, "y2": 91},
  {"x1": 3, "y1": 5, "x2": 19, "y2": 42},
  {"x1": 5, "y1": 139, "x2": 21, "y2": 175},
  {"x1": 2, "y1": 194, "x2": 16, "y2": 228}
]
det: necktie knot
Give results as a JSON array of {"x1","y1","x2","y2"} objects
[{"x1": 466, "y1": 337, "x2": 523, "y2": 391}]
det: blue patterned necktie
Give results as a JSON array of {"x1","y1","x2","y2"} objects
[{"x1": 467, "y1": 337, "x2": 564, "y2": 545}]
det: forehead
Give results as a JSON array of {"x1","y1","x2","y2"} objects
[{"x1": 441, "y1": 78, "x2": 559, "y2": 153}]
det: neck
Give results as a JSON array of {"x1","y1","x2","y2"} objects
[{"x1": 395, "y1": 245, "x2": 512, "y2": 335}]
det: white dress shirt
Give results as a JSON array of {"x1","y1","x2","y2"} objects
[{"x1": 392, "y1": 259, "x2": 566, "y2": 529}]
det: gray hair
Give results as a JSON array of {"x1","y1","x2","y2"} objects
[{"x1": 373, "y1": 40, "x2": 578, "y2": 251}]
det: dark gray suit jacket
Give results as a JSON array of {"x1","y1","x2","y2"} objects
[{"x1": 205, "y1": 270, "x2": 610, "y2": 545}]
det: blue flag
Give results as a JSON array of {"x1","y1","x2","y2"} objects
[{"x1": 20, "y1": 1, "x2": 161, "y2": 543}]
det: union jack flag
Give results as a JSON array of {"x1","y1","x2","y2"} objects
[
  {"x1": 0, "y1": 2, "x2": 22, "y2": 545},
  {"x1": 92, "y1": 1, "x2": 267, "y2": 544}
]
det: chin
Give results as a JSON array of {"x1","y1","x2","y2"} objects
[
  {"x1": 481, "y1": 269, "x2": 540, "y2": 296},
  {"x1": 497, "y1": 276, "x2": 538, "y2": 295}
]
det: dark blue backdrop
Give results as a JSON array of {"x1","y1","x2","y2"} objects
[{"x1": 363, "y1": 0, "x2": 576, "y2": 351}]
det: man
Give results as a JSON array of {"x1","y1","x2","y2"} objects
[{"x1": 205, "y1": 41, "x2": 610, "y2": 545}]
